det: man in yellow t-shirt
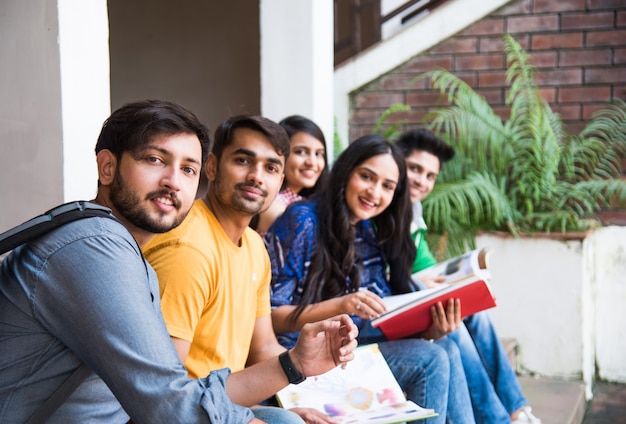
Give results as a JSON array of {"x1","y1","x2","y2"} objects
[
  {"x1": 143, "y1": 198, "x2": 271, "y2": 376},
  {"x1": 143, "y1": 115, "x2": 331, "y2": 423}
]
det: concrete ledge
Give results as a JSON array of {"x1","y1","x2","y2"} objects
[{"x1": 520, "y1": 376, "x2": 586, "y2": 424}]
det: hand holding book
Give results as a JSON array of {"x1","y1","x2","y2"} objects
[{"x1": 371, "y1": 248, "x2": 496, "y2": 341}]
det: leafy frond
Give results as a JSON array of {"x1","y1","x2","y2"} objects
[
  {"x1": 423, "y1": 172, "x2": 513, "y2": 234},
  {"x1": 372, "y1": 103, "x2": 412, "y2": 141},
  {"x1": 375, "y1": 34, "x2": 626, "y2": 256}
]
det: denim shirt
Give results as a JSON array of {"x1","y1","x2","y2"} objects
[
  {"x1": 0, "y1": 216, "x2": 252, "y2": 423},
  {"x1": 265, "y1": 200, "x2": 392, "y2": 349}
]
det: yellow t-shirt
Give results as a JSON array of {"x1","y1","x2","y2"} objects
[{"x1": 143, "y1": 199, "x2": 271, "y2": 378}]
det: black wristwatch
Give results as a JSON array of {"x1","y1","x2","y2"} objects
[{"x1": 279, "y1": 350, "x2": 306, "y2": 384}]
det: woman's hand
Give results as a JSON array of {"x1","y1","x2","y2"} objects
[
  {"x1": 416, "y1": 274, "x2": 446, "y2": 289},
  {"x1": 289, "y1": 407, "x2": 340, "y2": 423},
  {"x1": 420, "y1": 298, "x2": 461, "y2": 340},
  {"x1": 341, "y1": 290, "x2": 387, "y2": 319}
]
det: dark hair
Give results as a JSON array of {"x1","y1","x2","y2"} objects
[
  {"x1": 279, "y1": 115, "x2": 330, "y2": 197},
  {"x1": 291, "y1": 134, "x2": 416, "y2": 321},
  {"x1": 212, "y1": 115, "x2": 290, "y2": 162},
  {"x1": 95, "y1": 99, "x2": 210, "y2": 166},
  {"x1": 395, "y1": 128, "x2": 455, "y2": 166}
]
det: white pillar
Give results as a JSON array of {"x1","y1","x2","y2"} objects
[
  {"x1": 58, "y1": 0, "x2": 111, "y2": 201},
  {"x1": 260, "y1": 0, "x2": 334, "y2": 157},
  {"x1": 0, "y1": 0, "x2": 110, "y2": 231}
]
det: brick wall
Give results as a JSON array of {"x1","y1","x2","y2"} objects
[{"x1": 349, "y1": 0, "x2": 626, "y2": 223}]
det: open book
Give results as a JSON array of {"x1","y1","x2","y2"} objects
[
  {"x1": 413, "y1": 247, "x2": 492, "y2": 285},
  {"x1": 371, "y1": 248, "x2": 496, "y2": 340},
  {"x1": 276, "y1": 344, "x2": 438, "y2": 423}
]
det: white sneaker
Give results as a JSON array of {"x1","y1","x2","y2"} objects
[{"x1": 512, "y1": 406, "x2": 542, "y2": 423}]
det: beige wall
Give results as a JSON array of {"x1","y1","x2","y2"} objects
[
  {"x1": 0, "y1": 0, "x2": 64, "y2": 231},
  {"x1": 0, "y1": 0, "x2": 261, "y2": 232},
  {"x1": 108, "y1": 0, "x2": 261, "y2": 135}
]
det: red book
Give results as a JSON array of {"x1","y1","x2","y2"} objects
[{"x1": 371, "y1": 279, "x2": 496, "y2": 341}]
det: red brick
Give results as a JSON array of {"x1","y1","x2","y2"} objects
[
  {"x1": 533, "y1": 0, "x2": 585, "y2": 13},
  {"x1": 585, "y1": 67, "x2": 626, "y2": 84},
  {"x1": 406, "y1": 91, "x2": 449, "y2": 107},
  {"x1": 561, "y1": 12, "x2": 615, "y2": 30},
  {"x1": 402, "y1": 56, "x2": 453, "y2": 73},
  {"x1": 350, "y1": 109, "x2": 384, "y2": 125},
  {"x1": 428, "y1": 71, "x2": 477, "y2": 88},
  {"x1": 355, "y1": 92, "x2": 405, "y2": 108},
  {"x1": 491, "y1": 105, "x2": 511, "y2": 120},
  {"x1": 407, "y1": 76, "x2": 429, "y2": 90},
  {"x1": 493, "y1": 0, "x2": 532, "y2": 16},
  {"x1": 529, "y1": 51, "x2": 558, "y2": 68},
  {"x1": 538, "y1": 87, "x2": 557, "y2": 103},
  {"x1": 586, "y1": 30, "x2": 626, "y2": 47},
  {"x1": 383, "y1": 110, "x2": 429, "y2": 124},
  {"x1": 479, "y1": 35, "x2": 529, "y2": 53},
  {"x1": 559, "y1": 49, "x2": 612, "y2": 66},
  {"x1": 455, "y1": 54, "x2": 505, "y2": 71},
  {"x1": 507, "y1": 15, "x2": 559, "y2": 33},
  {"x1": 477, "y1": 70, "x2": 508, "y2": 88},
  {"x1": 379, "y1": 74, "x2": 423, "y2": 91},
  {"x1": 430, "y1": 38, "x2": 478, "y2": 55},
  {"x1": 565, "y1": 121, "x2": 587, "y2": 134},
  {"x1": 535, "y1": 68, "x2": 583, "y2": 85},
  {"x1": 582, "y1": 103, "x2": 611, "y2": 120},
  {"x1": 475, "y1": 88, "x2": 505, "y2": 104},
  {"x1": 618, "y1": 11, "x2": 626, "y2": 27},
  {"x1": 614, "y1": 85, "x2": 626, "y2": 98},
  {"x1": 349, "y1": 126, "x2": 377, "y2": 141},
  {"x1": 460, "y1": 18, "x2": 506, "y2": 36},
  {"x1": 558, "y1": 86, "x2": 613, "y2": 103},
  {"x1": 552, "y1": 104, "x2": 582, "y2": 120},
  {"x1": 587, "y1": 0, "x2": 626, "y2": 10},
  {"x1": 532, "y1": 33, "x2": 584, "y2": 50}
]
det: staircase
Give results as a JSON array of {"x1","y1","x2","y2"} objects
[{"x1": 503, "y1": 339, "x2": 587, "y2": 423}]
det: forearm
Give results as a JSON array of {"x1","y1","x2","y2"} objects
[
  {"x1": 227, "y1": 354, "x2": 291, "y2": 406},
  {"x1": 272, "y1": 299, "x2": 345, "y2": 334}
]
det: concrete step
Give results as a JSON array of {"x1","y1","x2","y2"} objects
[
  {"x1": 519, "y1": 376, "x2": 586, "y2": 424},
  {"x1": 502, "y1": 338, "x2": 586, "y2": 423}
]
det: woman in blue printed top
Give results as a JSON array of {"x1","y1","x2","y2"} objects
[{"x1": 265, "y1": 134, "x2": 475, "y2": 424}]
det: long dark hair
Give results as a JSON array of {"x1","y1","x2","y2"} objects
[{"x1": 291, "y1": 134, "x2": 416, "y2": 321}]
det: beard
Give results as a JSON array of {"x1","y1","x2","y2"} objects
[
  {"x1": 109, "y1": 169, "x2": 186, "y2": 234},
  {"x1": 211, "y1": 170, "x2": 268, "y2": 216}
]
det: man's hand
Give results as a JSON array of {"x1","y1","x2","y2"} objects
[
  {"x1": 421, "y1": 298, "x2": 461, "y2": 340},
  {"x1": 290, "y1": 314, "x2": 358, "y2": 377}
]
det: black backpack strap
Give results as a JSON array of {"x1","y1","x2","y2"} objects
[
  {"x1": 0, "y1": 201, "x2": 115, "y2": 255},
  {"x1": 0, "y1": 201, "x2": 116, "y2": 421},
  {"x1": 25, "y1": 364, "x2": 92, "y2": 424}
]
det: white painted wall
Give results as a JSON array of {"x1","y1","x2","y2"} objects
[
  {"x1": 260, "y1": 0, "x2": 334, "y2": 156},
  {"x1": 476, "y1": 227, "x2": 626, "y2": 399},
  {"x1": 333, "y1": 0, "x2": 511, "y2": 146},
  {"x1": 587, "y1": 227, "x2": 626, "y2": 384}
]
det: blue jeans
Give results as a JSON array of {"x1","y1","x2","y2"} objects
[
  {"x1": 447, "y1": 312, "x2": 528, "y2": 423},
  {"x1": 251, "y1": 406, "x2": 305, "y2": 423}
]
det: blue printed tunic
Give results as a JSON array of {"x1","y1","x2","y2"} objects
[{"x1": 265, "y1": 199, "x2": 392, "y2": 349}]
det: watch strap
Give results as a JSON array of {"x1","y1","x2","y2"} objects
[{"x1": 279, "y1": 350, "x2": 306, "y2": 384}]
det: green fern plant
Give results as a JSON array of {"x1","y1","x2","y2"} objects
[{"x1": 411, "y1": 34, "x2": 626, "y2": 256}]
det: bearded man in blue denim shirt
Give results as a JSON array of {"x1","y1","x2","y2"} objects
[{"x1": 0, "y1": 100, "x2": 358, "y2": 423}]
